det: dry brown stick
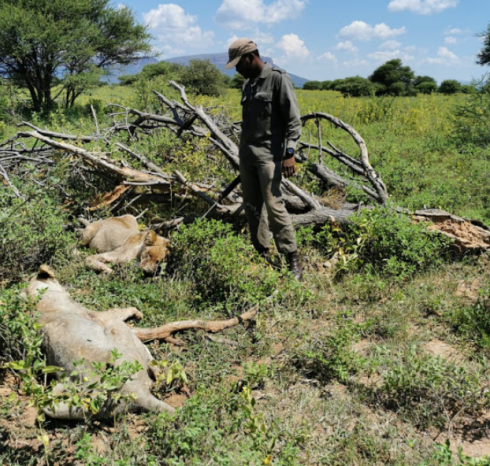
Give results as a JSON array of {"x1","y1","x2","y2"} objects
[
  {"x1": 17, "y1": 131, "x2": 164, "y2": 184},
  {"x1": 132, "y1": 304, "x2": 259, "y2": 343},
  {"x1": 116, "y1": 142, "x2": 173, "y2": 179},
  {"x1": 301, "y1": 112, "x2": 388, "y2": 204},
  {"x1": 17, "y1": 122, "x2": 97, "y2": 142},
  {"x1": 0, "y1": 163, "x2": 23, "y2": 198},
  {"x1": 90, "y1": 105, "x2": 100, "y2": 136}
]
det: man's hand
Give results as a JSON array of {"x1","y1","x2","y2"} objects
[{"x1": 282, "y1": 155, "x2": 296, "y2": 178}]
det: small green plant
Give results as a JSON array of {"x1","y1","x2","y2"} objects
[
  {"x1": 74, "y1": 433, "x2": 108, "y2": 466},
  {"x1": 0, "y1": 187, "x2": 75, "y2": 282},
  {"x1": 420, "y1": 439, "x2": 490, "y2": 465},
  {"x1": 152, "y1": 359, "x2": 188, "y2": 392},
  {"x1": 291, "y1": 316, "x2": 368, "y2": 384},
  {"x1": 169, "y1": 219, "x2": 285, "y2": 310},
  {"x1": 453, "y1": 74, "x2": 490, "y2": 146},
  {"x1": 376, "y1": 345, "x2": 487, "y2": 428},
  {"x1": 243, "y1": 361, "x2": 272, "y2": 389},
  {"x1": 313, "y1": 206, "x2": 452, "y2": 279},
  {"x1": 449, "y1": 287, "x2": 490, "y2": 348}
]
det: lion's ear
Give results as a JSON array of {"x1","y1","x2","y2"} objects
[
  {"x1": 38, "y1": 264, "x2": 56, "y2": 279},
  {"x1": 145, "y1": 230, "x2": 157, "y2": 245}
]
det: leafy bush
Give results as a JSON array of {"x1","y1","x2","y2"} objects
[
  {"x1": 453, "y1": 74, "x2": 490, "y2": 146},
  {"x1": 168, "y1": 219, "x2": 282, "y2": 310},
  {"x1": 0, "y1": 188, "x2": 75, "y2": 282},
  {"x1": 180, "y1": 59, "x2": 226, "y2": 97},
  {"x1": 145, "y1": 386, "x2": 304, "y2": 465},
  {"x1": 449, "y1": 287, "x2": 490, "y2": 348},
  {"x1": 438, "y1": 80, "x2": 462, "y2": 95},
  {"x1": 375, "y1": 345, "x2": 487, "y2": 428},
  {"x1": 310, "y1": 206, "x2": 452, "y2": 279},
  {"x1": 291, "y1": 323, "x2": 367, "y2": 384}
]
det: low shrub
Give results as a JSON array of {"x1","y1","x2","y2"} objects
[
  {"x1": 168, "y1": 219, "x2": 283, "y2": 311},
  {"x1": 311, "y1": 206, "x2": 452, "y2": 279},
  {"x1": 375, "y1": 345, "x2": 487, "y2": 428},
  {"x1": 0, "y1": 188, "x2": 75, "y2": 282},
  {"x1": 449, "y1": 286, "x2": 490, "y2": 348}
]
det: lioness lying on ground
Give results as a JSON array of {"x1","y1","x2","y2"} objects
[
  {"x1": 23, "y1": 265, "x2": 175, "y2": 420},
  {"x1": 79, "y1": 215, "x2": 170, "y2": 275}
]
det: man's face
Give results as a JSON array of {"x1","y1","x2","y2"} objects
[{"x1": 236, "y1": 54, "x2": 253, "y2": 79}]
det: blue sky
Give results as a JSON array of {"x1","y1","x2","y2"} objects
[{"x1": 119, "y1": 0, "x2": 490, "y2": 83}]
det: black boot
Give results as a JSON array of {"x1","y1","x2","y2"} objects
[{"x1": 287, "y1": 251, "x2": 302, "y2": 281}]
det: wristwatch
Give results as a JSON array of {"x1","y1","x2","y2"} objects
[{"x1": 285, "y1": 148, "x2": 295, "y2": 159}]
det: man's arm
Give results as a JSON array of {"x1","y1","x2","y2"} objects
[
  {"x1": 277, "y1": 73, "x2": 301, "y2": 151},
  {"x1": 276, "y1": 72, "x2": 301, "y2": 178}
]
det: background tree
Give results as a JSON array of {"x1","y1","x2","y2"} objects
[
  {"x1": 180, "y1": 60, "x2": 226, "y2": 97},
  {"x1": 321, "y1": 80, "x2": 333, "y2": 90},
  {"x1": 231, "y1": 73, "x2": 246, "y2": 89},
  {"x1": 413, "y1": 75, "x2": 437, "y2": 94},
  {"x1": 303, "y1": 80, "x2": 323, "y2": 90},
  {"x1": 330, "y1": 76, "x2": 376, "y2": 97},
  {"x1": 119, "y1": 61, "x2": 184, "y2": 86},
  {"x1": 438, "y1": 79, "x2": 462, "y2": 94},
  {"x1": 416, "y1": 81, "x2": 438, "y2": 94},
  {"x1": 0, "y1": 0, "x2": 151, "y2": 111},
  {"x1": 477, "y1": 22, "x2": 490, "y2": 66},
  {"x1": 368, "y1": 59, "x2": 415, "y2": 96}
]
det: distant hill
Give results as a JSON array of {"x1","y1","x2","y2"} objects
[
  {"x1": 103, "y1": 53, "x2": 309, "y2": 89},
  {"x1": 165, "y1": 52, "x2": 309, "y2": 89}
]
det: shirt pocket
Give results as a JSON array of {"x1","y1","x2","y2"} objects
[{"x1": 253, "y1": 91, "x2": 273, "y2": 119}]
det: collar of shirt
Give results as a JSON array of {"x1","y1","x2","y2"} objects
[{"x1": 250, "y1": 62, "x2": 272, "y2": 86}]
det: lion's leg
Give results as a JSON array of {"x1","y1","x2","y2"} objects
[
  {"x1": 97, "y1": 307, "x2": 143, "y2": 323},
  {"x1": 84, "y1": 252, "x2": 118, "y2": 274}
]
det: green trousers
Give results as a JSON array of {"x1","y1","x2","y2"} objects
[{"x1": 239, "y1": 155, "x2": 297, "y2": 255}]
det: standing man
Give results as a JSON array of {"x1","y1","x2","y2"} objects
[{"x1": 225, "y1": 38, "x2": 302, "y2": 280}]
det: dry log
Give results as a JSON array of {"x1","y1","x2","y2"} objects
[
  {"x1": 413, "y1": 209, "x2": 490, "y2": 252},
  {"x1": 132, "y1": 304, "x2": 259, "y2": 345}
]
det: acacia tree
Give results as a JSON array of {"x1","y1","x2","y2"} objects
[
  {"x1": 0, "y1": 0, "x2": 151, "y2": 111},
  {"x1": 477, "y1": 22, "x2": 490, "y2": 66},
  {"x1": 180, "y1": 60, "x2": 226, "y2": 97},
  {"x1": 368, "y1": 59, "x2": 415, "y2": 95}
]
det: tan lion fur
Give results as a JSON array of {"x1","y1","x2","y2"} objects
[
  {"x1": 79, "y1": 215, "x2": 170, "y2": 275},
  {"x1": 23, "y1": 265, "x2": 175, "y2": 420}
]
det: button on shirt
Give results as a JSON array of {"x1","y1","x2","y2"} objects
[{"x1": 240, "y1": 63, "x2": 301, "y2": 161}]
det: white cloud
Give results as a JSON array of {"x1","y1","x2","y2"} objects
[
  {"x1": 334, "y1": 41, "x2": 358, "y2": 53},
  {"x1": 445, "y1": 28, "x2": 462, "y2": 35},
  {"x1": 143, "y1": 4, "x2": 214, "y2": 54},
  {"x1": 379, "y1": 40, "x2": 402, "y2": 50},
  {"x1": 426, "y1": 46, "x2": 460, "y2": 64},
  {"x1": 343, "y1": 58, "x2": 370, "y2": 68},
  {"x1": 388, "y1": 0, "x2": 458, "y2": 15},
  {"x1": 368, "y1": 50, "x2": 414, "y2": 62},
  {"x1": 276, "y1": 34, "x2": 310, "y2": 62},
  {"x1": 317, "y1": 52, "x2": 338, "y2": 65},
  {"x1": 444, "y1": 36, "x2": 457, "y2": 44},
  {"x1": 227, "y1": 30, "x2": 275, "y2": 46},
  {"x1": 338, "y1": 21, "x2": 406, "y2": 41},
  {"x1": 215, "y1": 0, "x2": 306, "y2": 30}
]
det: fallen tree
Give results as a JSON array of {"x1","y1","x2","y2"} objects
[{"x1": 0, "y1": 83, "x2": 489, "y2": 251}]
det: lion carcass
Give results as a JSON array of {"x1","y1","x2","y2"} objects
[
  {"x1": 23, "y1": 265, "x2": 175, "y2": 420},
  {"x1": 78, "y1": 215, "x2": 170, "y2": 275}
]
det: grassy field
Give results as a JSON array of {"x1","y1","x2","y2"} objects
[{"x1": 1, "y1": 83, "x2": 490, "y2": 465}]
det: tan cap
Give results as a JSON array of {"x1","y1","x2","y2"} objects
[{"x1": 225, "y1": 38, "x2": 258, "y2": 69}]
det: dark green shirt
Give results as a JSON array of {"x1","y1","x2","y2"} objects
[{"x1": 240, "y1": 63, "x2": 301, "y2": 161}]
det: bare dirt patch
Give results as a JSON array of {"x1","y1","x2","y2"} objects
[{"x1": 423, "y1": 339, "x2": 465, "y2": 364}]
